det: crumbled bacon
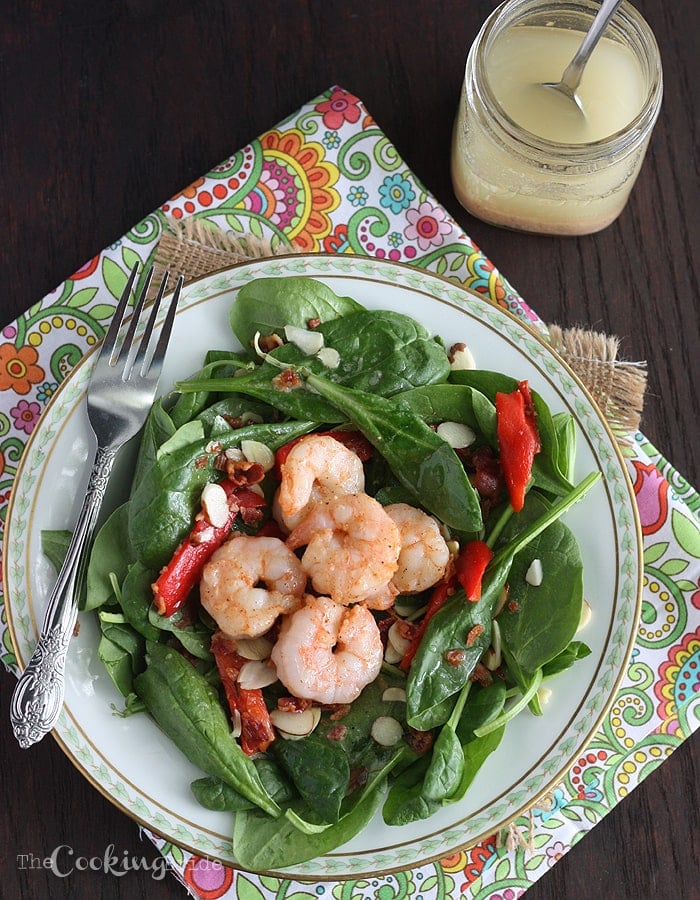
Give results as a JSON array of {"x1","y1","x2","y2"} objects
[
  {"x1": 445, "y1": 648, "x2": 466, "y2": 667},
  {"x1": 224, "y1": 458, "x2": 265, "y2": 486},
  {"x1": 405, "y1": 727, "x2": 434, "y2": 755},
  {"x1": 466, "y1": 624, "x2": 484, "y2": 647},
  {"x1": 307, "y1": 317, "x2": 321, "y2": 329},
  {"x1": 272, "y1": 368, "x2": 303, "y2": 391},
  {"x1": 327, "y1": 724, "x2": 347, "y2": 741},
  {"x1": 194, "y1": 455, "x2": 209, "y2": 469},
  {"x1": 277, "y1": 696, "x2": 313, "y2": 713},
  {"x1": 328, "y1": 704, "x2": 352, "y2": 721},
  {"x1": 470, "y1": 662, "x2": 493, "y2": 687},
  {"x1": 257, "y1": 333, "x2": 283, "y2": 352},
  {"x1": 240, "y1": 505, "x2": 264, "y2": 528}
]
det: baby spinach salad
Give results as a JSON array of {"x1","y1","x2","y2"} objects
[{"x1": 45, "y1": 275, "x2": 599, "y2": 869}]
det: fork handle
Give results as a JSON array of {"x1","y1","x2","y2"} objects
[{"x1": 10, "y1": 445, "x2": 119, "y2": 748}]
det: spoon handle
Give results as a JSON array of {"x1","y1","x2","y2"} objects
[{"x1": 560, "y1": 0, "x2": 624, "y2": 93}]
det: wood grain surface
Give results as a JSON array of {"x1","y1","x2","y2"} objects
[{"x1": 1, "y1": 2, "x2": 698, "y2": 897}]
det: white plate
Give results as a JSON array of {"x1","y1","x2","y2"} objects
[{"x1": 4, "y1": 254, "x2": 642, "y2": 878}]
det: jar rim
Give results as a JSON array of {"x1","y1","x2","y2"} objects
[{"x1": 470, "y1": 0, "x2": 663, "y2": 159}]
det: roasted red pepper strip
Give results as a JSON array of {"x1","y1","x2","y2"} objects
[
  {"x1": 274, "y1": 429, "x2": 373, "y2": 478},
  {"x1": 455, "y1": 539, "x2": 494, "y2": 602},
  {"x1": 495, "y1": 380, "x2": 541, "y2": 513},
  {"x1": 211, "y1": 631, "x2": 275, "y2": 755},
  {"x1": 151, "y1": 483, "x2": 266, "y2": 617},
  {"x1": 399, "y1": 577, "x2": 455, "y2": 671}
]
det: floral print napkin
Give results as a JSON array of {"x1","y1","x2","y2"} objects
[{"x1": 1, "y1": 86, "x2": 697, "y2": 900}]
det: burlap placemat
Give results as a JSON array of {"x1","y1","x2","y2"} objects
[{"x1": 153, "y1": 218, "x2": 647, "y2": 440}]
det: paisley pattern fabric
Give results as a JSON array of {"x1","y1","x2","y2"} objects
[{"x1": 1, "y1": 86, "x2": 697, "y2": 899}]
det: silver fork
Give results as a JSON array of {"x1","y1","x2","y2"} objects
[{"x1": 10, "y1": 263, "x2": 183, "y2": 748}]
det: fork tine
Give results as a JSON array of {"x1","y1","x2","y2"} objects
[
  {"x1": 113, "y1": 266, "x2": 154, "y2": 368},
  {"x1": 96, "y1": 262, "x2": 139, "y2": 364},
  {"x1": 147, "y1": 274, "x2": 184, "y2": 376},
  {"x1": 131, "y1": 270, "x2": 170, "y2": 377}
]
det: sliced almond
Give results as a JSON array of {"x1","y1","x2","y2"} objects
[
  {"x1": 525, "y1": 558, "x2": 543, "y2": 586},
  {"x1": 235, "y1": 636, "x2": 274, "y2": 661},
  {"x1": 284, "y1": 324, "x2": 325, "y2": 356},
  {"x1": 240, "y1": 439, "x2": 275, "y2": 472},
  {"x1": 449, "y1": 344, "x2": 476, "y2": 371},
  {"x1": 387, "y1": 621, "x2": 412, "y2": 657},
  {"x1": 382, "y1": 687, "x2": 407, "y2": 703},
  {"x1": 230, "y1": 708, "x2": 242, "y2": 739},
  {"x1": 384, "y1": 642, "x2": 404, "y2": 665},
  {"x1": 316, "y1": 346, "x2": 340, "y2": 369},
  {"x1": 238, "y1": 659, "x2": 278, "y2": 690},
  {"x1": 200, "y1": 482, "x2": 230, "y2": 529},
  {"x1": 436, "y1": 421, "x2": 476, "y2": 449},
  {"x1": 371, "y1": 716, "x2": 404, "y2": 747},
  {"x1": 270, "y1": 706, "x2": 321, "y2": 738},
  {"x1": 537, "y1": 686, "x2": 552, "y2": 707}
]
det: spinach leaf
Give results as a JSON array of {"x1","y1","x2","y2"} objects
[
  {"x1": 119, "y1": 561, "x2": 161, "y2": 641},
  {"x1": 191, "y1": 759, "x2": 293, "y2": 812},
  {"x1": 397, "y1": 383, "x2": 497, "y2": 444},
  {"x1": 449, "y1": 370, "x2": 575, "y2": 497},
  {"x1": 541, "y1": 640, "x2": 592, "y2": 678},
  {"x1": 147, "y1": 605, "x2": 213, "y2": 660},
  {"x1": 497, "y1": 493, "x2": 585, "y2": 676},
  {"x1": 128, "y1": 418, "x2": 315, "y2": 568},
  {"x1": 97, "y1": 615, "x2": 146, "y2": 697},
  {"x1": 134, "y1": 641, "x2": 280, "y2": 818},
  {"x1": 406, "y1": 557, "x2": 511, "y2": 731},
  {"x1": 272, "y1": 732, "x2": 349, "y2": 824},
  {"x1": 233, "y1": 764, "x2": 393, "y2": 869},
  {"x1": 420, "y1": 689, "x2": 467, "y2": 801},
  {"x1": 304, "y1": 372, "x2": 483, "y2": 533},
  {"x1": 85, "y1": 503, "x2": 132, "y2": 611},
  {"x1": 41, "y1": 530, "x2": 71, "y2": 576},
  {"x1": 169, "y1": 350, "x2": 252, "y2": 428},
  {"x1": 382, "y1": 755, "x2": 438, "y2": 826},
  {"x1": 230, "y1": 275, "x2": 364, "y2": 353}
]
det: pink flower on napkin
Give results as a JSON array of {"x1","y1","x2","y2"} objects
[
  {"x1": 315, "y1": 88, "x2": 362, "y2": 130},
  {"x1": 11, "y1": 399, "x2": 41, "y2": 435},
  {"x1": 404, "y1": 199, "x2": 453, "y2": 250}
]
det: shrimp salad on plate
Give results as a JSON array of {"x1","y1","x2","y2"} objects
[{"x1": 59, "y1": 275, "x2": 599, "y2": 868}]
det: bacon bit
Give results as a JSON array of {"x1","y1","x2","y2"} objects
[
  {"x1": 445, "y1": 648, "x2": 466, "y2": 667},
  {"x1": 205, "y1": 440, "x2": 223, "y2": 454},
  {"x1": 257, "y1": 333, "x2": 284, "y2": 352},
  {"x1": 328, "y1": 704, "x2": 352, "y2": 721},
  {"x1": 327, "y1": 724, "x2": 348, "y2": 741},
  {"x1": 348, "y1": 767, "x2": 369, "y2": 791},
  {"x1": 307, "y1": 317, "x2": 321, "y2": 329},
  {"x1": 405, "y1": 727, "x2": 434, "y2": 755},
  {"x1": 72, "y1": 620, "x2": 81, "y2": 638},
  {"x1": 277, "y1": 696, "x2": 313, "y2": 713},
  {"x1": 194, "y1": 455, "x2": 209, "y2": 469},
  {"x1": 225, "y1": 458, "x2": 265, "y2": 486},
  {"x1": 272, "y1": 368, "x2": 303, "y2": 391},
  {"x1": 213, "y1": 452, "x2": 229, "y2": 472},
  {"x1": 240, "y1": 505, "x2": 264, "y2": 528},
  {"x1": 466, "y1": 624, "x2": 485, "y2": 647},
  {"x1": 508, "y1": 599, "x2": 521, "y2": 613},
  {"x1": 470, "y1": 662, "x2": 493, "y2": 687}
]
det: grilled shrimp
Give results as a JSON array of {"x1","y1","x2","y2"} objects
[
  {"x1": 385, "y1": 503, "x2": 451, "y2": 593},
  {"x1": 270, "y1": 594, "x2": 383, "y2": 704},
  {"x1": 286, "y1": 493, "x2": 401, "y2": 606},
  {"x1": 274, "y1": 433, "x2": 365, "y2": 531},
  {"x1": 200, "y1": 534, "x2": 306, "y2": 639}
]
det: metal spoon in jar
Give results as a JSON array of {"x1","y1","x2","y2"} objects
[{"x1": 542, "y1": 0, "x2": 624, "y2": 113}]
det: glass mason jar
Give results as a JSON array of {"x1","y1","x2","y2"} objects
[{"x1": 451, "y1": 0, "x2": 663, "y2": 235}]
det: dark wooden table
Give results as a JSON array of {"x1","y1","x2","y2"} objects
[{"x1": 1, "y1": 2, "x2": 698, "y2": 897}]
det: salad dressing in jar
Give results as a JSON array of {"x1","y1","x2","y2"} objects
[{"x1": 451, "y1": 0, "x2": 663, "y2": 235}]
